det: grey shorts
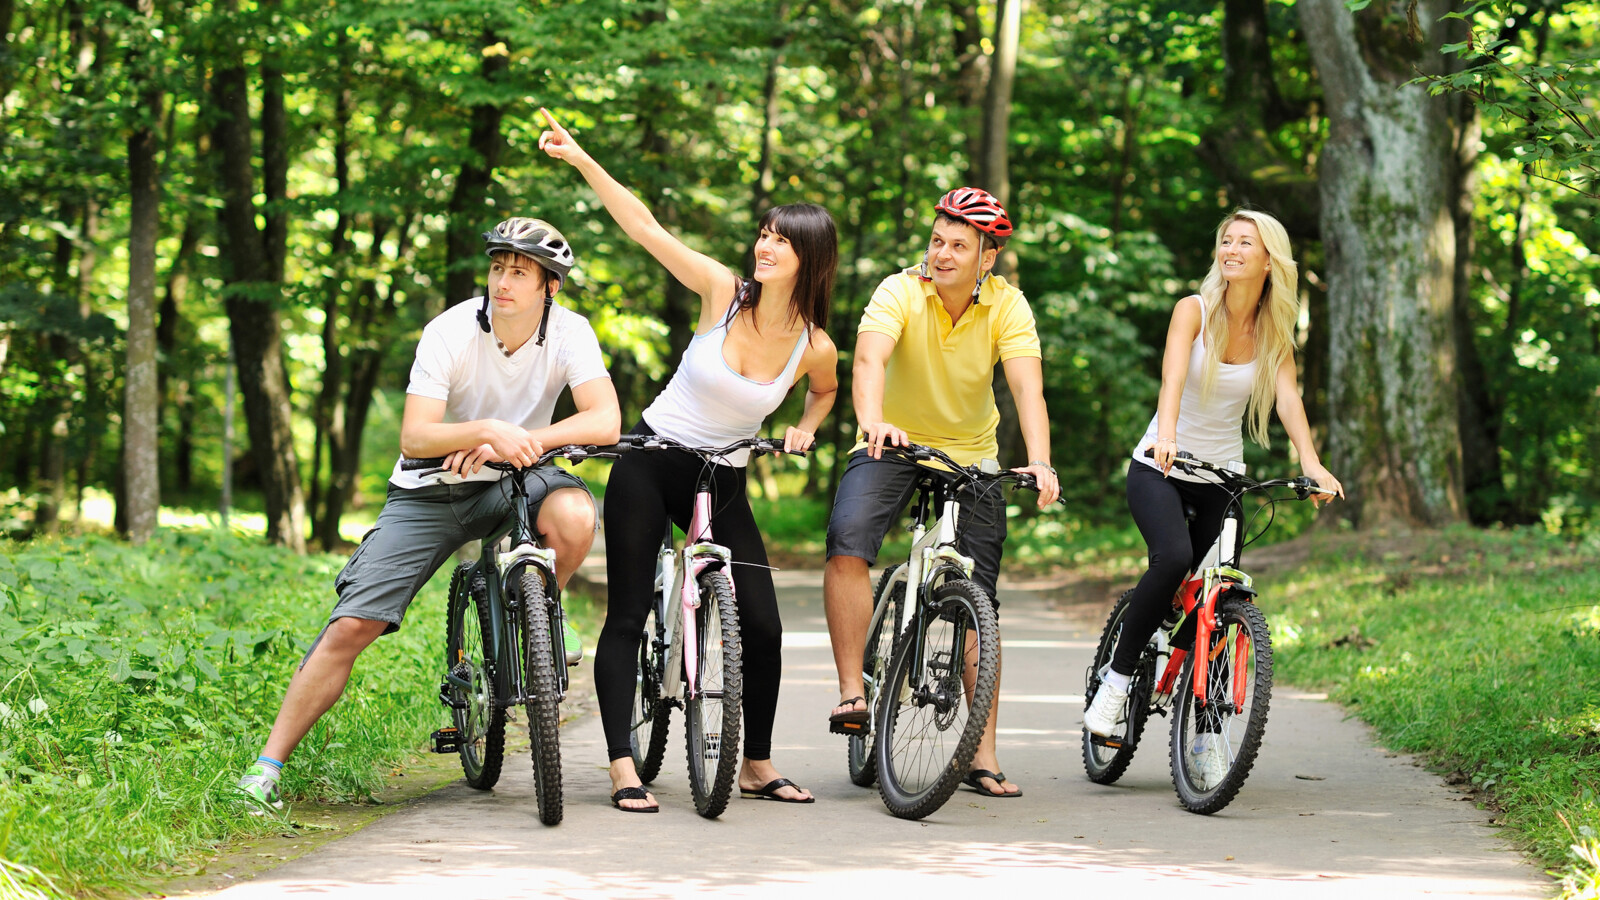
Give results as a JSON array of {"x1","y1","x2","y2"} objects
[
  {"x1": 319, "y1": 466, "x2": 591, "y2": 640},
  {"x1": 825, "y1": 450, "x2": 1007, "y2": 599}
]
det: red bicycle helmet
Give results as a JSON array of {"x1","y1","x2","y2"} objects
[{"x1": 935, "y1": 187, "x2": 1013, "y2": 241}]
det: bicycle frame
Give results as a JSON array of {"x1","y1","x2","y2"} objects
[
  {"x1": 1150, "y1": 496, "x2": 1257, "y2": 714},
  {"x1": 656, "y1": 479, "x2": 735, "y2": 702}
]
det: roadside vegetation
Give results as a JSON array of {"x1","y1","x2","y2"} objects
[
  {"x1": 1270, "y1": 526, "x2": 1600, "y2": 899},
  {"x1": 0, "y1": 529, "x2": 604, "y2": 899}
]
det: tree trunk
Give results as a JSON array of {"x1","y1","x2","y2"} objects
[
  {"x1": 120, "y1": 0, "x2": 161, "y2": 544},
  {"x1": 158, "y1": 216, "x2": 199, "y2": 493},
  {"x1": 211, "y1": 3, "x2": 305, "y2": 550},
  {"x1": 748, "y1": 1, "x2": 789, "y2": 223},
  {"x1": 312, "y1": 73, "x2": 352, "y2": 550},
  {"x1": 980, "y1": 0, "x2": 1024, "y2": 469},
  {"x1": 1298, "y1": 0, "x2": 1468, "y2": 527},
  {"x1": 445, "y1": 30, "x2": 507, "y2": 306}
]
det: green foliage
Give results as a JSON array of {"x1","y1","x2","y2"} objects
[
  {"x1": 1417, "y1": 0, "x2": 1600, "y2": 199},
  {"x1": 1273, "y1": 526, "x2": 1600, "y2": 895},
  {"x1": 0, "y1": 530, "x2": 448, "y2": 896}
]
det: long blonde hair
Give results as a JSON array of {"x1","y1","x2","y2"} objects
[{"x1": 1196, "y1": 209, "x2": 1299, "y2": 447}]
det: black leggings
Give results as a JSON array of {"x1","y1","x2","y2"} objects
[
  {"x1": 595, "y1": 423, "x2": 784, "y2": 762},
  {"x1": 1113, "y1": 460, "x2": 1233, "y2": 676}
]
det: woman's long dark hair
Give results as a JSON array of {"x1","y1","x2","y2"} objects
[{"x1": 736, "y1": 203, "x2": 837, "y2": 337}]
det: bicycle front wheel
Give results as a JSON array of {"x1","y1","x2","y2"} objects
[
  {"x1": 848, "y1": 565, "x2": 905, "y2": 787},
  {"x1": 683, "y1": 570, "x2": 742, "y2": 819},
  {"x1": 1082, "y1": 589, "x2": 1156, "y2": 784},
  {"x1": 518, "y1": 569, "x2": 564, "y2": 826},
  {"x1": 445, "y1": 562, "x2": 505, "y2": 790},
  {"x1": 630, "y1": 592, "x2": 671, "y2": 783},
  {"x1": 1169, "y1": 595, "x2": 1273, "y2": 814},
  {"x1": 875, "y1": 579, "x2": 998, "y2": 820}
]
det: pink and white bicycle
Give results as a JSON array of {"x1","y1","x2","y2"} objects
[{"x1": 621, "y1": 433, "x2": 801, "y2": 818}]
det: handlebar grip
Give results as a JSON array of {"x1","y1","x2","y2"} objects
[{"x1": 400, "y1": 457, "x2": 448, "y2": 471}]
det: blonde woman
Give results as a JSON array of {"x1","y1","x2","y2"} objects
[{"x1": 1083, "y1": 209, "x2": 1343, "y2": 762}]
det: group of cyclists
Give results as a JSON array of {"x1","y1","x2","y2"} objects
[{"x1": 234, "y1": 108, "x2": 1344, "y2": 815}]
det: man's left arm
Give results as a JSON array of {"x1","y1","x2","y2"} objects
[
  {"x1": 999, "y1": 355, "x2": 1060, "y2": 507},
  {"x1": 530, "y1": 377, "x2": 622, "y2": 449}
]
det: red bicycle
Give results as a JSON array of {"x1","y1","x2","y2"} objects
[{"x1": 1082, "y1": 450, "x2": 1332, "y2": 813}]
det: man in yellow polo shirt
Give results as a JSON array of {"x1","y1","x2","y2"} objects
[{"x1": 823, "y1": 188, "x2": 1060, "y2": 799}]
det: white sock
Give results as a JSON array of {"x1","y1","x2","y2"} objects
[{"x1": 1102, "y1": 668, "x2": 1132, "y2": 693}]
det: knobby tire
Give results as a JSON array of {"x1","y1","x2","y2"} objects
[
  {"x1": 1082, "y1": 589, "x2": 1156, "y2": 784},
  {"x1": 445, "y1": 562, "x2": 505, "y2": 790},
  {"x1": 848, "y1": 565, "x2": 906, "y2": 787},
  {"x1": 519, "y1": 569, "x2": 564, "y2": 826},
  {"x1": 1169, "y1": 595, "x2": 1273, "y2": 814},
  {"x1": 875, "y1": 579, "x2": 998, "y2": 820},
  {"x1": 631, "y1": 594, "x2": 671, "y2": 784},
  {"x1": 684, "y1": 570, "x2": 742, "y2": 819}
]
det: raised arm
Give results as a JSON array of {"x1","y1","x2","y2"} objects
[
  {"x1": 1273, "y1": 356, "x2": 1344, "y2": 505},
  {"x1": 1150, "y1": 295, "x2": 1203, "y2": 474},
  {"x1": 538, "y1": 109, "x2": 736, "y2": 325}
]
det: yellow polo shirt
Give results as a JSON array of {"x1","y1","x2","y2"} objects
[{"x1": 854, "y1": 269, "x2": 1041, "y2": 466}]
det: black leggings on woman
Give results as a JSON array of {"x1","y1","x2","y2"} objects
[
  {"x1": 596, "y1": 423, "x2": 784, "y2": 762},
  {"x1": 1113, "y1": 459, "x2": 1233, "y2": 676}
]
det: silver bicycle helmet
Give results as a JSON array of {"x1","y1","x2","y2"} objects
[
  {"x1": 477, "y1": 217, "x2": 576, "y2": 346},
  {"x1": 482, "y1": 217, "x2": 575, "y2": 282}
]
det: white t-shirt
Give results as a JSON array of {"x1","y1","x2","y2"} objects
[{"x1": 389, "y1": 298, "x2": 610, "y2": 490}]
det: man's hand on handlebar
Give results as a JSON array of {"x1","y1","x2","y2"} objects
[
  {"x1": 861, "y1": 421, "x2": 908, "y2": 459},
  {"x1": 1013, "y1": 463, "x2": 1060, "y2": 508}
]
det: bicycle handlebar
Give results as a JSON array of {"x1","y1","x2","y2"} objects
[
  {"x1": 1141, "y1": 448, "x2": 1335, "y2": 501},
  {"x1": 399, "y1": 441, "x2": 639, "y2": 473},
  {"x1": 878, "y1": 442, "x2": 1057, "y2": 500},
  {"x1": 614, "y1": 432, "x2": 807, "y2": 460}
]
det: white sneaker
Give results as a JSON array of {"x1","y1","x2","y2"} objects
[
  {"x1": 1189, "y1": 734, "x2": 1229, "y2": 789},
  {"x1": 1083, "y1": 674, "x2": 1129, "y2": 737}
]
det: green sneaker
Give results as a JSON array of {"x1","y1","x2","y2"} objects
[
  {"x1": 235, "y1": 764, "x2": 284, "y2": 814},
  {"x1": 561, "y1": 614, "x2": 582, "y2": 667}
]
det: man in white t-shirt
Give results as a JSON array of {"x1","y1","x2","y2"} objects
[{"x1": 235, "y1": 218, "x2": 621, "y2": 810}]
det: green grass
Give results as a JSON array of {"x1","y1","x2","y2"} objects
[
  {"x1": 0, "y1": 529, "x2": 455, "y2": 898},
  {"x1": 1270, "y1": 525, "x2": 1600, "y2": 897}
]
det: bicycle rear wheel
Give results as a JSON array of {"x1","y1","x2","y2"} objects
[
  {"x1": 1169, "y1": 595, "x2": 1273, "y2": 814},
  {"x1": 518, "y1": 569, "x2": 564, "y2": 826},
  {"x1": 848, "y1": 565, "x2": 905, "y2": 787},
  {"x1": 683, "y1": 570, "x2": 742, "y2": 819},
  {"x1": 875, "y1": 579, "x2": 998, "y2": 820},
  {"x1": 1082, "y1": 589, "x2": 1156, "y2": 784},
  {"x1": 630, "y1": 592, "x2": 671, "y2": 784},
  {"x1": 444, "y1": 563, "x2": 505, "y2": 790}
]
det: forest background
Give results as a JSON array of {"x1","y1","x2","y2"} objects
[{"x1": 1, "y1": 0, "x2": 1599, "y2": 898}]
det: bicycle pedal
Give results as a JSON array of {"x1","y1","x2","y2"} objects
[
  {"x1": 431, "y1": 727, "x2": 462, "y2": 753},
  {"x1": 1088, "y1": 733, "x2": 1125, "y2": 750},
  {"x1": 830, "y1": 719, "x2": 867, "y2": 737}
]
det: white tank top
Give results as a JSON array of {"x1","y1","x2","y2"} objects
[
  {"x1": 1132, "y1": 296, "x2": 1256, "y2": 483},
  {"x1": 643, "y1": 297, "x2": 810, "y2": 468}
]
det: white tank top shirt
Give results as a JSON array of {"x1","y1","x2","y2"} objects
[
  {"x1": 643, "y1": 290, "x2": 809, "y2": 468},
  {"x1": 1131, "y1": 296, "x2": 1257, "y2": 483}
]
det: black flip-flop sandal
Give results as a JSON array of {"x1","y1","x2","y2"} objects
[
  {"x1": 963, "y1": 769, "x2": 1023, "y2": 798},
  {"x1": 611, "y1": 786, "x2": 659, "y2": 813},
  {"x1": 740, "y1": 777, "x2": 815, "y2": 803}
]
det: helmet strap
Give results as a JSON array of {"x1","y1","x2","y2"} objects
[
  {"x1": 477, "y1": 283, "x2": 491, "y2": 333},
  {"x1": 535, "y1": 284, "x2": 554, "y2": 347},
  {"x1": 918, "y1": 252, "x2": 931, "y2": 282},
  {"x1": 971, "y1": 234, "x2": 990, "y2": 300}
]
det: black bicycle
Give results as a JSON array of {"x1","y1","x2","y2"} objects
[
  {"x1": 841, "y1": 443, "x2": 1045, "y2": 820},
  {"x1": 1082, "y1": 450, "x2": 1332, "y2": 814},
  {"x1": 405, "y1": 443, "x2": 629, "y2": 826}
]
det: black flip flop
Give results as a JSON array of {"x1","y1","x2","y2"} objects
[
  {"x1": 740, "y1": 777, "x2": 815, "y2": 803},
  {"x1": 828, "y1": 696, "x2": 870, "y2": 727},
  {"x1": 611, "y1": 786, "x2": 659, "y2": 813},
  {"x1": 963, "y1": 769, "x2": 1023, "y2": 798}
]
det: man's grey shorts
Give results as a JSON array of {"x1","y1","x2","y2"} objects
[
  {"x1": 322, "y1": 467, "x2": 592, "y2": 637},
  {"x1": 825, "y1": 449, "x2": 1007, "y2": 599}
]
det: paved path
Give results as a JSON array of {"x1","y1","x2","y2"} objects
[{"x1": 203, "y1": 572, "x2": 1547, "y2": 899}]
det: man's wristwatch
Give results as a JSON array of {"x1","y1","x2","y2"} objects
[{"x1": 1029, "y1": 460, "x2": 1056, "y2": 475}]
